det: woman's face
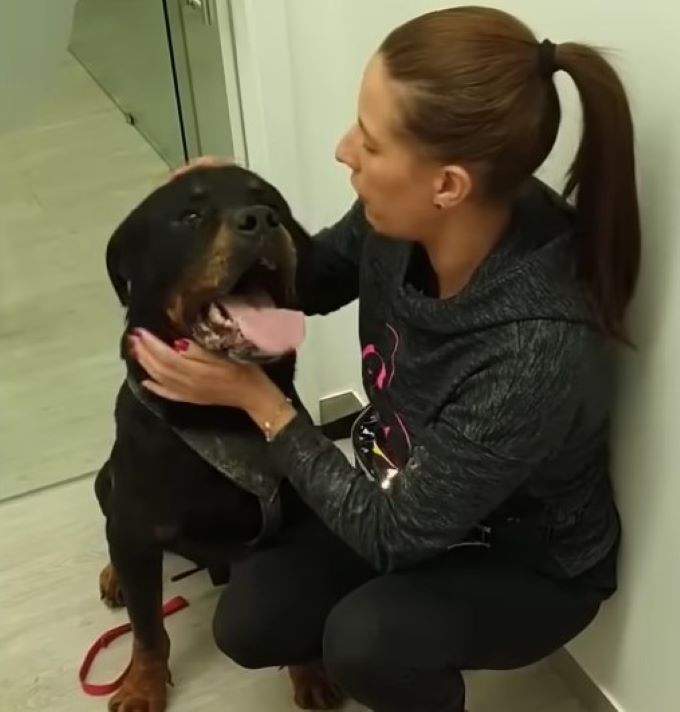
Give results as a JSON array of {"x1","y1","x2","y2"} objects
[{"x1": 335, "y1": 53, "x2": 444, "y2": 239}]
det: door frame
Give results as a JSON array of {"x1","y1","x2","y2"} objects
[
  {"x1": 227, "y1": 0, "x2": 322, "y2": 419},
  {"x1": 165, "y1": 0, "x2": 247, "y2": 165}
]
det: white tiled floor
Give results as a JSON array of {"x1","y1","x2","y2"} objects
[
  {"x1": 0, "y1": 476, "x2": 588, "y2": 712},
  {"x1": 0, "y1": 54, "x2": 168, "y2": 500}
]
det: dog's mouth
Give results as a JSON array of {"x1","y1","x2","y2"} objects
[{"x1": 190, "y1": 261, "x2": 304, "y2": 363}]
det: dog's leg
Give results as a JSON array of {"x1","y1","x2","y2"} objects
[
  {"x1": 288, "y1": 662, "x2": 345, "y2": 710},
  {"x1": 107, "y1": 526, "x2": 169, "y2": 712},
  {"x1": 96, "y1": 464, "x2": 126, "y2": 610}
]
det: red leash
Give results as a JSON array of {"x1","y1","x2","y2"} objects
[{"x1": 79, "y1": 596, "x2": 189, "y2": 696}]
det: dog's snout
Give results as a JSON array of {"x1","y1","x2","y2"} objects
[{"x1": 234, "y1": 205, "x2": 280, "y2": 237}]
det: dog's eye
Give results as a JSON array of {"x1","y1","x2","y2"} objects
[{"x1": 178, "y1": 210, "x2": 202, "y2": 226}]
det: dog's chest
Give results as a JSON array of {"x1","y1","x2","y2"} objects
[{"x1": 125, "y1": 377, "x2": 282, "y2": 541}]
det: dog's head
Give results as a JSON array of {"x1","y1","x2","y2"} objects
[{"x1": 107, "y1": 165, "x2": 305, "y2": 365}]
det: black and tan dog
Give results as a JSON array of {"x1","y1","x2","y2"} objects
[{"x1": 95, "y1": 165, "x2": 341, "y2": 712}]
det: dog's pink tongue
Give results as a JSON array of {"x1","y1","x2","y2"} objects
[{"x1": 225, "y1": 298, "x2": 305, "y2": 354}]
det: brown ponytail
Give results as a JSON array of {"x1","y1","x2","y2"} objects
[
  {"x1": 556, "y1": 43, "x2": 640, "y2": 343},
  {"x1": 380, "y1": 7, "x2": 641, "y2": 343}
]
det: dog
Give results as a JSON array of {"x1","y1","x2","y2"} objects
[{"x1": 95, "y1": 165, "x2": 342, "y2": 712}]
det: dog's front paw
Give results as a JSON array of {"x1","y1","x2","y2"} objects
[
  {"x1": 108, "y1": 641, "x2": 169, "y2": 712},
  {"x1": 288, "y1": 663, "x2": 345, "y2": 710},
  {"x1": 99, "y1": 562, "x2": 125, "y2": 608},
  {"x1": 108, "y1": 684, "x2": 166, "y2": 712}
]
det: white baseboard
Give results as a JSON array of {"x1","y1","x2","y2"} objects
[
  {"x1": 318, "y1": 390, "x2": 365, "y2": 424},
  {"x1": 550, "y1": 649, "x2": 620, "y2": 712}
]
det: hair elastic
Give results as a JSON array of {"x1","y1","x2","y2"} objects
[{"x1": 537, "y1": 39, "x2": 558, "y2": 78}]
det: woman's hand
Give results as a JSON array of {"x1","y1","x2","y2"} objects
[
  {"x1": 128, "y1": 329, "x2": 297, "y2": 439},
  {"x1": 128, "y1": 329, "x2": 259, "y2": 407},
  {"x1": 169, "y1": 155, "x2": 234, "y2": 182}
]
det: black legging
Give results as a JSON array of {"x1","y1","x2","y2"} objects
[{"x1": 212, "y1": 493, "x2": 614, "y2": 712}]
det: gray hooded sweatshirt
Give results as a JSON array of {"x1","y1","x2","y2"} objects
[{"x1": 269, "y1": 178, "x2": 621, "y2": 577}]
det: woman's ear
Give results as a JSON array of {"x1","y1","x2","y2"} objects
[{"x1": 433, "y1": 165, "x2": 472, "y2": 209}]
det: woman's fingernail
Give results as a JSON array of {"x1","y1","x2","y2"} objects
[{"x1": 173, "y1": 339, "x2": 190, "y2": 352}]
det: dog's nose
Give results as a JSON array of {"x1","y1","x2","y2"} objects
[{"x1": 233, "y1": 205, "x2": 280, "y2": 237}]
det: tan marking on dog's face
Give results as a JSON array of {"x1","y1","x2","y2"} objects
[
  {"x1": 280, "y1": 226, "x2": 297, "y2": 303},
  {"x1": 166, "y1": 223, "x2": 234, "y2": 332},
  {"x1": 192, "y1": 223, "x2": 234, "y2": 293},
  {"x1": 166, "y1": 220, "x2": 298, "y2": 336},
  {"x1": 166, "y1": 293, "x2": 185, "y2": 331}
]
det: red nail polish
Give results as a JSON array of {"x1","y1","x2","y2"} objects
[{"x1": 173, "y1": 339, "x2": 189, "y2": 352}]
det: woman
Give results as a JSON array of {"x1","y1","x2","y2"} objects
[{"x1": 130, "y1": 7, "x2": 639, "y2": 712}]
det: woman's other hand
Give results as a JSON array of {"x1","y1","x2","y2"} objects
[{"x1": 169, "y1": 155, "x2": 235, "y2": 182}]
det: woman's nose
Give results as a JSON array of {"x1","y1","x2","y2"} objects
[{"x1": 335, "y1": 128, "x2": 359, "y2": 171}]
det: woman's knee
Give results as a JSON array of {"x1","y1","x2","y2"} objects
[
  {"x1": 322, "y1": 587, "x2": 396, "y2": 701},
  {"x1": 322, "y1": 582, "x2": 466, "y2": 712},
  {"x1": 212, "y1": 582, "x2": 324, "y2": 669},
  {"x1": 212, "y1": 592, "x2": 274, "y2": 669}
]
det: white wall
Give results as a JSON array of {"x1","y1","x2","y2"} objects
[
  {"x1": 232, "y1": 4, "x2": 679, "y2": 710},
  {"x1": 0, "y1": 1, "x2": 78, "y2": 134}
]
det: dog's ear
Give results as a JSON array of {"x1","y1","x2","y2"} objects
[
  {"x1": 106, "y1": 228, "x2": 129, "y2": 306},
  {"x1": 106, "y1": 209, "x2": 144, "y2": 307}
]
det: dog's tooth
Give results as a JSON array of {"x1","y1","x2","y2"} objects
[
  {"x1": 207, "y1": 302, "x2": 233, "y2": 327},
  {"x1": 208, "y1": 303, "x2": 221, "y2": 322}
]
